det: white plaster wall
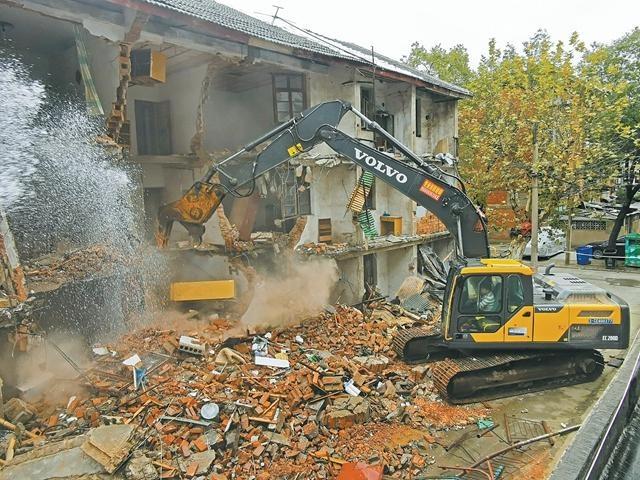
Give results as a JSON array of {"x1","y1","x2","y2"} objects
[
  {"x1": 376, "y1": 246, "x2": 416, "y2": 297},
  {"x1": 421, "y1": 95, "x2": 457, "y2": 155},
  {"x1": 382, "y1": 82, "x2": 413, "y2": 148},
  {"x1": 204, "y1": 80, "x2": 274, "y2": 152},
  {"x1": 298, "y1": 164, "x2": 358, "y2": 245},
  {"x1": 85, "y1": 35, "x2": 120, "y2": 116},
  {"x1": 371, "y1": 179, "x2": 415, "y2": 236},
  {"x1": 307, "y1": 65, "x2": 358, "y2": 158}
]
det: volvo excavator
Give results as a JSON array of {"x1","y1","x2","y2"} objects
[{"x1": 157, "y1": 100, "x2": 630, "y2": 404}]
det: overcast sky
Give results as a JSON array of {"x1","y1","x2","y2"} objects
[{"x1": 221, "y1": 0, "x2": 640, "y2": 66}]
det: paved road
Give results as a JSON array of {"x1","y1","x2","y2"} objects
[{"x1": 430, "y1": 262, "x2": 640, "y2": 478}]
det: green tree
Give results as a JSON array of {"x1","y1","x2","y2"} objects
[
  {"x1": 456, "y1": 32, "x2": 624, "y2": 229},
  {"x1": 404, "y1": 43, "x2": 475, "y2": 86},
  {"x1": 586, "y1": 28, "x2": 640, "y2": 257}
]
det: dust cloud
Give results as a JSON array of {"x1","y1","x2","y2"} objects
[
  {"x1": 240, "y1": 257, "x2": 339, "y2": 330},
  {"x1": 13, "y1": 333, "x2": 91, "y2": 406}
]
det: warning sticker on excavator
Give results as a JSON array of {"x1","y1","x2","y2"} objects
[
  {"x1": 287, "y1": 143, "x2": 304, "y2": 157},
  {"x1": 419, "y1": 179, "x2": 444, "y2": 201}
]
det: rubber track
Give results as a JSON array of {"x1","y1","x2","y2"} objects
[
  {"x1": 431, "y1": 350, "x2": 605, "y2": 404},
  {"x1": 392, "y1": 326, "x2": 441, "y2": 361}
]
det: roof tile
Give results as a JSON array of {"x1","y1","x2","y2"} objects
[{"x1": 139, "y1": 0, "x2": 470, "y2": 96}]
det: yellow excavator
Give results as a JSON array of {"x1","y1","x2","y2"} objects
[{"x1": 157, "y1": 100, "x2": 629, "y2": 403}]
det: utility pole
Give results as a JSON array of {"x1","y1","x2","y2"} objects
[
  {"x1": 565, "y1": 206, "x2": 572, "y2": 265},
  {"x1": 531, "y1": 123, "x2": 539, "y2": 271}
]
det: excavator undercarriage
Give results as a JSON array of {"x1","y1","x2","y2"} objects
[{"x1": 393, "y1": 327, "x2": 605, "y2": 404}]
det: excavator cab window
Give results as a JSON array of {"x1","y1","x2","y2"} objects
[
  {"x1": 457, "y1": 275, "x2": 503, "y2": 333},
  {"x1": 506, "y1": 275, "x2": 525, "y2": 314}
]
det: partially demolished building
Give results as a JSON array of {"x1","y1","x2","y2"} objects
[{"x1": 1, "y1": 0, "x2": 468, "y2": 303}]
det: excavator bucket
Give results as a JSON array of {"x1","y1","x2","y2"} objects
[{"x1": 156, "y1": 182, "x2": 225, "y2": 247}]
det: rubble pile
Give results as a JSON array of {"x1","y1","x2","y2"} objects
[
  {"x1": 0, "y1": 304, "x2": 489, "y2": 479},
  {"x1": 24, "y1": 244, "x2": 125, "y2": 288},
  {"x1": 297, "y1": 235, "x2": 431, "y2": 259}
]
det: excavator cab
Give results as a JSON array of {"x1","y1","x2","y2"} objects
[{"x1": 444, "y1": 259, "x2": 535, "y2": 344}]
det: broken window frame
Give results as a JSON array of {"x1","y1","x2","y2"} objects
[
  {"x1": 360, "y1": 84, "x2": 374, "y2": 129},
  {"x1": 279, "y1": 164, "x2": 311, "y2": 220},
  {"x1": 272, "y1": 73, "x2": 307, "y2": 123}
]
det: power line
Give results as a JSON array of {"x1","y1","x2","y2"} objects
[{"x1": 256, "y1": 11, "x2": 376, "y2": 67}]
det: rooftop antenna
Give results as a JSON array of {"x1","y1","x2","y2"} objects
[{"x1": 271, "y1": 5, "x2": 283, "y2": 25}]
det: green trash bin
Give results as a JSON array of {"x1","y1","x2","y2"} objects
[{"x1": 625, "y1": 233, "x2": 640, "y2": 267}]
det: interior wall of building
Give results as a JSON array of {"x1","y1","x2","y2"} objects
[
  {"x1": 376, "y1": 246, "x2": 416, "y2": 296},
  {"x1": 297, "y1": 164, "x2": 359, "y2": 245}
]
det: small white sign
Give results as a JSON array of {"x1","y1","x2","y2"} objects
[{"x1": 508, "y1": 327, "x2": 527, "y2": 336}]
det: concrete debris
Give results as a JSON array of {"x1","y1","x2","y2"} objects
[
  {"x1": 254, "y1": 355, "x2": 290, "y2": 369},
  {"x1": 179, "y1": 336, "x2": 206, "y2": 356},
  {"x1": 0, "y1": 435, "x2": 104, "y2": 480},
  {"x1": 188, "y1": 449, "x2": 216, "y2": 475},
  {"x1": 214, "y1": 347, "x2": 246, "y2": 365},
  {"x1": 125, "y1": 452, "x2": 158, "y2": 480},
  {"x1": 323, "y1": 397, "x2": 370, "y2": 429},
  {"x1": 352, "y1": 355, "x2": 390, "y2": 373},
  {"x1": 81, "y1": 424, "x2": 136, "y2": 473},
  {"x1": 0, "y1": 300, "x2": 489, "y2": 478}
]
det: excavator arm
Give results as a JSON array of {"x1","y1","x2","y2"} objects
[
  {"x1": 157, "y1": 100, "x2": 489, "y2": 258},
  {"x1": 156, "y1": 101, "x2": 350, "y2": 247}
]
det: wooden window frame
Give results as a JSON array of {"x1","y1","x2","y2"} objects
[{"x1": 272, "y1": 73, "x2": 307, "y2": 123}]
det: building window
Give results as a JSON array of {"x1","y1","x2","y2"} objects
[
  {"x1": 135, "y1": 100, "x2": 172, "y2": 155},
  {"x1": 360, "y1": 84, "x2": 374, "y2": 119},
  {"x1": 571, "y1": 220, "x2": 607, "y2": 231},
  {"x1": 415, "y1": 97, "x2": 422, "y2": 137},
  {"x1": 459, "y1": 275, "x2": 503, "y2": 314},
  {"x1": 273, "y1": 74, "x2": 306, "y2": 123}
]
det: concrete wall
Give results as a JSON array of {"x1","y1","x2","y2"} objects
[
  {"x1": 298, "y1": 164, "x2": 359, "y2": 245},
  {"x1": 307, "y1": 64, "x2": 358, "y2": 158},
  {"x1": 377, "y1": 246, "x2": 416, "y2": 297},
  {"x1": 373, "y1": 180, "x2": 416, "y2": 236},
  {"x1": 417, "y1": 93, "x2": 458, "y2": 155},
  {"x1": 380, "y1": 82, "x2": 414, "y2": 147}
]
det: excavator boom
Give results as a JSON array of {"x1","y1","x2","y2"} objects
[{"x1": 157, "y1": 100, "x2": 488, "y2": 258}]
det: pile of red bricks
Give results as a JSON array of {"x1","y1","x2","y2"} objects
[{"x1": 1, "y1": 303, "x2": 488, "y2": 479}]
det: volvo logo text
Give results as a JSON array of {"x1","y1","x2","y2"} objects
[{"x1": 354, "y1": 148, "x2": 408, "y2": 184}]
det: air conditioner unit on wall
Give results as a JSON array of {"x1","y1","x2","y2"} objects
[{"x1": 130, "y1": 49, "x2": 166, "y2": 85}]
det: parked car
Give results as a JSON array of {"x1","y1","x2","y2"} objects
[
  {"x1": 523, "y1": 227, "x2": 566, "y2": 259},
  {"x1": 583, "y1": 236, "x2": 627, "y2": 259}
]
